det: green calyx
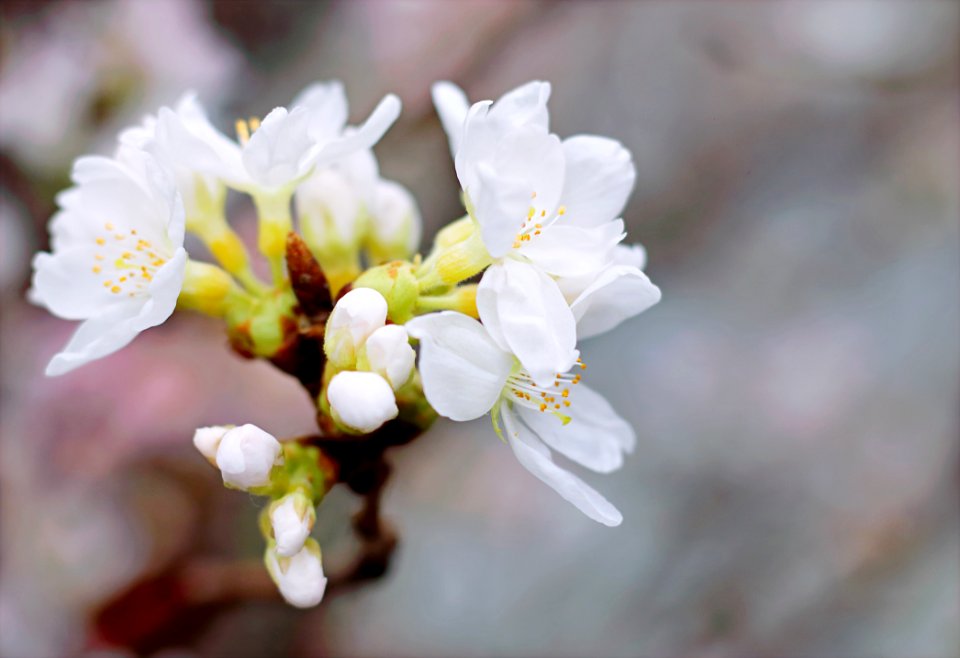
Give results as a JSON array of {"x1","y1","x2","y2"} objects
[
  {"x1": 352, "y1": 261, "x2": 420, "y2": 324},
  {"x1": 225, "y1": 287, "x2": 298, "y2": 358}
]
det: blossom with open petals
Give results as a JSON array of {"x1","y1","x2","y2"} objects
[
  {"x1": 432, "y1": 81, "x2": 658, "y2": 384},
  {"x1": 407, "y1": 311, "x2": 634, "y2": 526},
  {"x1": 151, "y1": 82, "x2": 401, "y2": 195},
  {"x1": 30, "y1": 148, "x2": 187, "y2": 376}
]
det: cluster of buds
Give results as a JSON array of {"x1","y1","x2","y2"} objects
[
  {"x1": 193, "y1": 424, "x2": 328, "y2": 607},
  {"x1": 31, "y1": 77, "x2": 661, "y2": 607}
]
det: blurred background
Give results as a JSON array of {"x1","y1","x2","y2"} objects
[{"x1": 1, "y1": 1, "x2": 957, "y2": 657}]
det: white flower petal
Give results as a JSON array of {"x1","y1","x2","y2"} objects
[
  {"x1": 468, "y1": 125, "x2": 564, "y2": 258},
  {"x1": 502, "y1": 405, "x2": 623, "y2": 526},
  {"x1": 454, "y1": 99, "x2": 495, "y2": 194},
  {"x1": 570, "y1": 265, "x2": 661, "y2": 339},
  {"x1": 153, "y1": 95, "x2": 245, "y2": 183},
  {"x1": 327, "y1": 371, "x2": 398, "y2": 433},
  {"x1": 517, "y1": 383, "x2": 635, "y2": 473},
  {"x1": 487, "y1": 80, "x2": 551, "y2": 133},
  {"x1": 270, "y1": 493, "x2": 315, "y2": 558},
  {"x1": 292, "y1": 80, "x2": 349, "y2": 143},
  {"x1": 559, "y1": 135, "x2": 636, "y2": 227},
  {"x1": 519, "y1": 219, "x2": 624, "y2": 278},
  {"x1": 296, "y1": 167, "x2": 363, "y2": 244},
  {"x1": 43, "y1": 247, "x2": 187, "y2": 376},
  {"x1": 364, "y1": 324, "x2": 416, "y2": 391},
  {"x1": 368, "y1": 179, "x2": 421, "y2": 257},
  {"x1": 405, "y1": 311, "x2": 513, "y2": 421},
  {"x1": 242, "y1": 106, "x2": 314, "y2": 189},
  {"x1": 473, "y1": 163, "x2": 534, "y2": 258},
  {"x1": 613, "y1": 242, "x2": 647, "y2": 270},
  {"x1": 335, "y1": 145, "x2": 380, "y2": 210},
  {"x1": 328, "y1": 287, "x2": 388, "y2": 344},
  {"x1": 193, "y1": 425, "x2": 231, "y2": 464},
  {"x1": 44, "y1": 305, "x2": 140, "y2": 377},
  {"x1": 265, "y1": 539, "x2": 327, "y2": 608},
  {"x1": 215, "y1": 423, "x2": 283, "y2": 490},
  {"x1": 476, "y1": 259, "x2": 578, "y2": 387},
  {"x1": 311, "y1": 94, "x2": 401, "y2": 166},
  {"x1": 31, "y1": 248, "x2": 125, "y2": 320},
  {"x1": 431, "y1": 81, "x2": 470, "y2": 157}
]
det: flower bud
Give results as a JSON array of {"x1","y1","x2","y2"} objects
[
  {"x1": 215, "y1": 424, "x2": 283, "y2": 491},
  {"x1": 361, "y1": 324, "x2": 415, "y2": 391},
  {"x1": 366, "y1": 179, "x2": 421, "y2": 264},
  {"x1": 265, "y1": 538, "x2": 328, "y2": 608},
  {"x1": 193, "y1": 425, "x2": 231, "y2": 465},
  {"x1": 178, "y1": 260, "x2": 236, "y2": 316},
  {"x1": 327, "y1": 370, "x2": 398, "y2": 434},
  {"x1": 297, "y1": 168, "x2": 365, "y2": 294},
  {"x1": 297, "y1": 168, "x2": 364, "y2": 246},
  {"x1": 351, "y1": 262, "x2": 419, "y2": 324},
  {"x1": 270, "y1": 491, "x2": 316, "y2": 557},
  {"x1": 324, "y1": 288, "x2": 388, "y2": 369}
]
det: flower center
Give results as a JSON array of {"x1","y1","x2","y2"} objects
[
  {"x1": 235, "y1": 117, "x2": 262, "y2": 146},
  {"x1": 504, "y1": 357, "x2": 587, "y2": 423},
  {"x1": 91, "y1": 223, "x2": 168, "y2": 297},
  {"x1": 512, "y1": 191, "x2": 566, "y2": 249}
]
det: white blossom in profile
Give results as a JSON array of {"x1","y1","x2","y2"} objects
[{"x1": 30, "y1": 148, "x2": 187, "y2": 376}]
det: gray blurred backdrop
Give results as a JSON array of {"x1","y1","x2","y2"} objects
[{"x1": 0, "y1": 2, "x2": 957, "y2": 657}]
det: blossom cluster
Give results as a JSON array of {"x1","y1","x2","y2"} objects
[{"x1": 30, "y1": 79, "x2": 660, "y2": 607}]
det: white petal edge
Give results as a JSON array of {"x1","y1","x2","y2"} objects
[
  {"x1": 405, "y1": 311, "x2": 513, "y2": 421},
  {"x1": 501, "y1": 405, "x2": 623, "y2": 526},
  {"x1": 431, "y1": 81, "x2": 470, "y2": 158},
  {"x1": 559, "y1": 135, "x2": 636, "y2": 228},
  {"x1": 476, "y1": 259, "x2": 578, "y2": 387},
  {"x1": 570, "y1": 265, "x2": 661, "y2": 340},
  {"x1": 517, "y1": 383, "x2": 635, "y2": 473}
]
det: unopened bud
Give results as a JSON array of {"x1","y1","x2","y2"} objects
[
  {"x1": 297, "y1": 168, "x2": 365, "y2": 294},
  {"x1": 193, "y1": 425, "x2": 231, "y2": 465},
  {"x1": 366, "y1": 179, "x2": 421, "y2": 264},
  {"x1": 270, "y1": 492, "x2": 316, "y2": 557},
  {"x1": 361, "y1": 324, "x2": 415, "y2": 391},
  {"x1": 297, "y1": 168, "x2": 364, "y2": 246},
  {"x1": 351, "y1": 262, "x2": 419, "y2": 324},
  {"x1": 178, "y1": 260, "x2": 236, "y2": 316},
  {"x1": 215, "y1": 424, "x2": 283, "y2": 491},
  {"x1": 324, "y1": 288, "x2": 388, "y2": 369},
  {"x1": 265, "y1": 538, "x2": 327, "y2": 608},
  {"x1": 327, "y1": 370, "x2": 398, "y2": 434}
]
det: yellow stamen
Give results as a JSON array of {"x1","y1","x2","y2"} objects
[{"x1": 235, "y1": 119, "x2": 250, "y2": 145}]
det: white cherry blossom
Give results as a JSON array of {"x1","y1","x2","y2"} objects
[
  {"x1": 149, "y1": 83, "x2": 401, "y2": 195},
  {"x1": 432, "y1": 81, "x2": 656, "y2": 384},
  {"x1": 407, "y1": 311, "x2": 634, "y2": 526},
  {"x1": 30, "y1": 148, "x2": 187, "y2": 376}
]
